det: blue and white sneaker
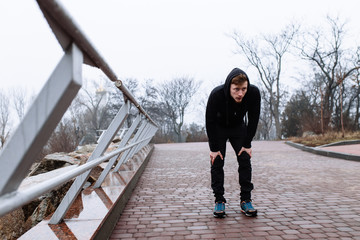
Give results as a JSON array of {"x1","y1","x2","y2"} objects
[
  {"x1": 240, "y1": 200, "x2": 257, "y2": 217},
  {"x1": 213, "y1": 202, "x2": 226, "y2": 218}
]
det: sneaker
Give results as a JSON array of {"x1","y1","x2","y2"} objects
[
  {"x1": 240, "y1": 200, "x2": 257, "y2": 217},
  {"x1": 213, "y1": 202, "x2": 226, "y2": 218}
]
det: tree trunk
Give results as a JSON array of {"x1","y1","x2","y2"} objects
[
  {"x1": 356, "y1": 91, "x2": 360, "y2": 130},
  {"x1": 320, "y1": 87, "x2": 324, "y2": 135},
  {"x1": 340, "y1": 83, "x2": 345, "y2": 138},
  {"x1": 274, "y1": 108, "x2": 282, "y2": 139}
]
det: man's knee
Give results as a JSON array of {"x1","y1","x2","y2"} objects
[
  {"x1": 237, "y1": 152, "x2": 251, "y2": 166},
  {"x1": 212, "y1": 156, "x2": 225, "y2": 168},
  {"x1": 238, "y1": 150, "x2": 250, "y2": 159}
]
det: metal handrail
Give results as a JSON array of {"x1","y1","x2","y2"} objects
[
  {"x1": 0, "y1": 137, "x2": 151, "y2": 217},
  {"x1": 0, "y1": 0, "x2": 158, "y2": 225},
  {"x1": 36, "y1": 0, "x2": 157, "y2": 126}
]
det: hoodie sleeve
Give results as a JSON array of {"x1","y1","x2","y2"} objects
[
  {"x1": 243, "y1": 86, "x2": 261, "y2": 148},
  {"x1": 205, "y1": 91, "x2": 219, "y2": 152}
]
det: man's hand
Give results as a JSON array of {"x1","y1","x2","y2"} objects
[
  {"x1": 210, "y1": 151, "x2": 223, "y2": 165},
  {"x1": 238, "y1": 147, "x2": 252, "y2": 158}
]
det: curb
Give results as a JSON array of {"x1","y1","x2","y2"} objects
[
  {"x1": 285, "y1": 141, "x2": 360, "y2": 162},
  {"x1": 316, "y1": 139, "x2": 360, "y2": 147},
  {"x1": 93, "y1": 145, "x2": 155, "y2": 240}
]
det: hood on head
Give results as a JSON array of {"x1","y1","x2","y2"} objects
[{"x1": 224, "y1": 68, "x2": 250, "y2": 98}]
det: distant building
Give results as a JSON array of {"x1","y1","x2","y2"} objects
[{"x1": 96, "y1": 85, "x2": 108, "y2": 108}]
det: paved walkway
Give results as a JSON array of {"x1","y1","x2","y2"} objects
[
  {"x1": 110, "y1": 141, "x2": 360, "y2": 240},
  {"x1": 321, "y1": 144, "x2": 360, "y2": 156}
]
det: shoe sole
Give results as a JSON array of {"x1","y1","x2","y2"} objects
[
  {"x1": 213, "y1": 212, "x2": 226, "y2": 218},
  {"x1": 241, "y1": 209, "x2": 257, "y2": 217}
]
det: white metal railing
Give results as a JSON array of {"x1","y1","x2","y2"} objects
[
  {"x1": 0, "y1": 0, "x2": 157, "y2": 224},
  {"x1": 0, "y1": 136, "x2": 153, "y2": 217}
]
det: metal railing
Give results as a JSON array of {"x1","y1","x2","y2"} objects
[{"x1": 0, "y1": 0, "x2": 157, "y2": 224}]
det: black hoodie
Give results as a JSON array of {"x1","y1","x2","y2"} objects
[{"x1": 205, "y1": 68, "x2": 261, "y2": 151}]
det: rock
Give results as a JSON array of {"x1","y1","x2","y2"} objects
[
  {"x1": 29, "y1": 181, "x2": 73, "y2": 227},
  {"x1": 22, "y1": 199, "x2": 42, "y2": 222},
  {"x1": 88, "y1": 165, "x2": 104, "y2": 183},
  {"x1": 2, "y1": 144, "x2": 113, "y2": 238},
  {"x1": 0, "y1": 180, "x2": 74, "y2": 239},
  {"x1": 0, "y1": 209, "x2": 26, "y2": 240},
  {"x1": 9, "y1": 150, "x2": 83, "y2": 238},
  {"x1": 44, "y1": 152, "x2": 79, "y2": 164},
  {"x1": 28, "y1": 153, "x2": 79, "y2": 177},
  {"x1": 112, "y1": 136, "x2": 121, "y2": 143},
  {"x1": 74, "y1": 144, "x2": 96, "y2": 155}
]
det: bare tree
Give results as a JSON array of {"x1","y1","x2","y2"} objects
[
  {"x1": 232, "y1": 24, "x2": 298, "y2": 139},
  {"x1": 157, "y1": 77, "x2": 200, "y2": 142},
  {"x1": 47, "y1": 119, "x2": 80, "y2": 153},
  {"x1": 0, "y1": 90, "x2": 11, "y2": 148},
  {"x1": 350, "y1": 57, "x2": 360, "y2": 130},
  {"x1": 296, "y1": 16, "x2": 360, "y2": 132},
  {"x1": 185, "y1": 123, "x2": 207, "y2": 142},
  {"x1": 138, "y1": 79, "x2": 171, "y2": 143},
  {"x1": 76, "y1": 77, "x2": 114, "y2": 142},
  {"x1": 140, "y1": 79, "x2": 168, "y2": 123},
  {"x1": 10, "y1": 87, "x2": 34, "y2": 125},
  {"x1": 114, "y1": 78, "x2": 140, "y2": 127},
  {"x1": 337, "y1": 47, "x2": 360, "y2": 133},
  {"x1": 257, "y1": 89, "x2": 273, "y2": 140},
  {"x1": 281, "y1": 87, "x2": 322, "y2": 138}
]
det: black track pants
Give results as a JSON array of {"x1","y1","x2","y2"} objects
[{"x1": 210, "y1": 125, "x2": 254, "y2": 203}]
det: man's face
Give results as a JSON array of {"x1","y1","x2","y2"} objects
[{"x1": 230, "y1": 81, "x2": 248, "y2": 103}]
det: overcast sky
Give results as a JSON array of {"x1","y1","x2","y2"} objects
[{"x1": 1, "y1": 0, "x2": 360, "y2": 97}]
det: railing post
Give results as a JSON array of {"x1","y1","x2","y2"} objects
[
  {"x1": 113, "y1": 120, "x2": 148, "y2": 172},
  {"x1": 121, "y1": 122, "x2": 151, "y2": 169},
  {"x1": 140, "y1": 125, "x2": 157, "y2": 148},
  {"x1": 49, "y1": 101, "x2": 130, "y2": 224},
  {"x1": 0, "y1": 43, "x2": 83, "y2": 196},
  {"x1": 93, "y1": 114, "x2": 142, "y2": 188},
  {"x1": 130, "y1": 123, "x2": 153, "y2": 155},
  {"x1": 135, "y1": 124, "x2": 157, "y2": 155}
]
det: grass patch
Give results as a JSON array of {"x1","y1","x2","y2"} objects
[{"x1": 288, "y1": 131, "x2": 360, "y2": 147}]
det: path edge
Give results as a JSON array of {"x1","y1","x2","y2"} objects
[
  {"x1": 92, "y1": 145, "x2": 155, "y2": 240},
  {"x1": 285, "y1": 141, "x2": 360, "y2": 162}
]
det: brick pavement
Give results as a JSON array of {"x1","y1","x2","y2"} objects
[
  {"x1": 110, "y1": 141, "x2": 360, "y2": 240},
  {"x1": 321, "y1": 144, "x2": 360, "y2": 156}
]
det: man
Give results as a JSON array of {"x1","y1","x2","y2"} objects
[{"x1": 206, "y1": 68, "x2": 261, "y2": 217}]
